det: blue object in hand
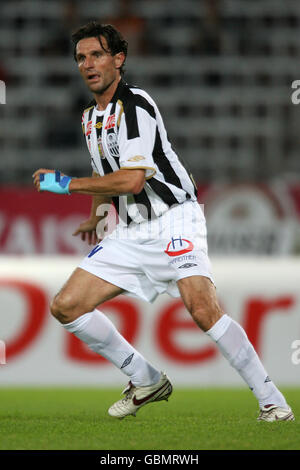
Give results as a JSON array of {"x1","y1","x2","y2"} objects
[{"x1": 39, "y1": 171, "x2": 72, "y2": 194}]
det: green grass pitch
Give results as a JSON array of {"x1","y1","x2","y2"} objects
[{"x1": 0, "y1": 387, "x2": 299, "y2": 450}]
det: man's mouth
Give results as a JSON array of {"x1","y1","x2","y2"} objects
[{"x1": 87, "y1": 73, "x2": 100, "y2": 82}]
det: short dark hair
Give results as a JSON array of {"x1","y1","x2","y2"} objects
[{"x1": 71, "y1": 21, "x2": 128, "y2": 75}]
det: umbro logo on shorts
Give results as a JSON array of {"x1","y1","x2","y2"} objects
[
  {"x1": 178, "y1": 263, "x2": 198, "y2": 269},
  {"x1": 164, "y1": 236, "x2": 194, "y2": 257}
]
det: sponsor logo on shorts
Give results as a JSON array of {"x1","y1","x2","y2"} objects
[
  {"x1": 165, "y1": 237, "x2": 194, "y2": 257},
  {"x1": 168, "y1": 254, "x2": 196, "y2": 266},
  {"x1": 178, "y1": 263, "x2": 198, "y2": 269}
]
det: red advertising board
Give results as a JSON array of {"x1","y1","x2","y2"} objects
[
  {"x1": 0, "y1": 257, "x2": 299, "y2": 385},
  {"x1": 0, "y1": 187, "x2": 91, "y2": 254},
  {"x1": 0, "y1": 183, "x2": 300, "y2": 255}
]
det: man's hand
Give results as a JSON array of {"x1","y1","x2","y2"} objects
[
  {"x1": 33, "y1": 169, "x2": 55, "y2": 191},
  {"x1": 72, "y1": 218, "x2": 104, "y2": 245},
  {"x1": 32, "y1": 169, "x2": 71, "y2": 194}
]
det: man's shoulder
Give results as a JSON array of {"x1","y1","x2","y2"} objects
[
  {"x1": 120, "y1": 81, "x2": 152, "y2": 100},
  {"x1": 82, "y1": 99, "x2": 96, "y2": 115},
  {"x1": 119, "y1": 81, "x2": 156, "y2": 118}
]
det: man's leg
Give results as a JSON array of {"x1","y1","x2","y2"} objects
[
  {"x1": 50, "y1": 267, "x2": 161, "y2": 387},
  {"x1": 177, "y1": 276, "x2": 294, "y2": 420}
]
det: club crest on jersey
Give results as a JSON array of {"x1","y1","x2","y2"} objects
[
  {"x1": 106, "y1": 132, "x2": 119, "y2": 157},
  {"x1": 86, "y1": 120, "x2": 92, "y2": 137},
  {"x1": 165, "y1": 237, "x2": 194, "y2": 257},
  {"x1": 105, "y1": 113, "x2": 115, "y2": 130}
]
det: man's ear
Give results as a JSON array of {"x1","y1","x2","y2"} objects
[{"x1": 114, "y1": 52, "x2": 125, "y2": 70}]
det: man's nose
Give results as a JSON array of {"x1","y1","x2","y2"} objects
[{"x1": 83, "y1": 56, "x2": 95, "y2": 69}]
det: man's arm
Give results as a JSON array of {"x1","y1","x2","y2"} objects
[
  {"x1": 69, "y1": 168, "x2": 146, "y2": 196},
  {"x1": 72, "y1": 172, "x2": 112, "y2": 244},
  {"x1": 33, "y1": 168, "x2": 146, "y2": 196}
]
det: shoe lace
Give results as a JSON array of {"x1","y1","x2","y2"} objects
[
  {"x1": 121, "y1": 381, "x2": 136, "y2": 404},
  {"x1": 258, "y1": 404, "x2": 276, "y2": 419}
]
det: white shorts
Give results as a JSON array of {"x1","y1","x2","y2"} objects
[{"x1": 79, "y1": 200, "x2": 214, "y2": 303}]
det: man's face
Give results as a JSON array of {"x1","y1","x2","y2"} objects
[{"x1": 75, "y1": 36, "x2": 124, "y2": 94}]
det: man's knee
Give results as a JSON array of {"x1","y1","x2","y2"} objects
[
  {"x1": 189, "y1": 298, "x2": 223, "y2": 332},
  {"x1": 178, "y1": 276, "x2": 223, "y2": 332},
  {"x1": 50, "y1": 292, "x2": 78, "y2": 324}
]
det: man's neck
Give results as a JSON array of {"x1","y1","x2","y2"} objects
[{"x1": 94, "y1": 76, "x2": 121, "y2": 111}]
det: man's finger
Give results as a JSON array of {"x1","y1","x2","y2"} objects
[
  {"x1": 88, "y1": 231, "x2": 93, "y2": 245},
  {"x1": 32, "y1": 168, "x2": 54, "y2": 178},
  {"x1": 93, "y1": 232, "x2": 99, "y2": 245},
  {"x1": 33, "y1": 179, "x2": 40, "y2": 191},
  {"x1": 34, "y1": 176, "x2": 40, "y2": 186}
]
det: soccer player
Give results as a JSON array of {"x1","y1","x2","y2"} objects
[{"x1": 33, "y1": 22, "x2": 294, "y2": 422}]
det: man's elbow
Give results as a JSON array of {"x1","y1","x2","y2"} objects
[
  {"x1": 125, "y1": 170, "x2": 146, "y2": 195},
  {"x1": 131, "y1": 179, "x2": 145, "y2": 195}
]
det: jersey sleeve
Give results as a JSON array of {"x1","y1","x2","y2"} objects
[{"x1": 118, "y1": 106, "x2": 157, "y2": 180}]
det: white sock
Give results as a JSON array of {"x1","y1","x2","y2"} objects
[
  {"x1": 63, "y1": 309, "x2": 161, "y2": 387},
  {"x1": 206, "y1": 314, "x2": 288, "y2": 409}
]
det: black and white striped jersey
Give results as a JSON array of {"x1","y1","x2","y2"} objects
[{"x1": 81, "y1": 78, "x2": 197, "y2": 225}]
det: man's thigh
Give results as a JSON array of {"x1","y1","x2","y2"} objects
[
  {"x1": 55, "y1": 267, "x2": 124, "y2": 315},
  {"x1": 177, "y1": 275, "x2": 223, "y2": 331}
]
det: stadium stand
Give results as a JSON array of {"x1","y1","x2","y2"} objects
[{"x1": 1, "y1": 0, "x2": 300, "y2": 184}]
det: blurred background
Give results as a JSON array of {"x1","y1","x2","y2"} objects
[
  {"x1": 1, "y1": 0, "x2": 300, "y2": 256},
  {"x1": 0, "y1": 0, "x2": 300, "y2": 387}
]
